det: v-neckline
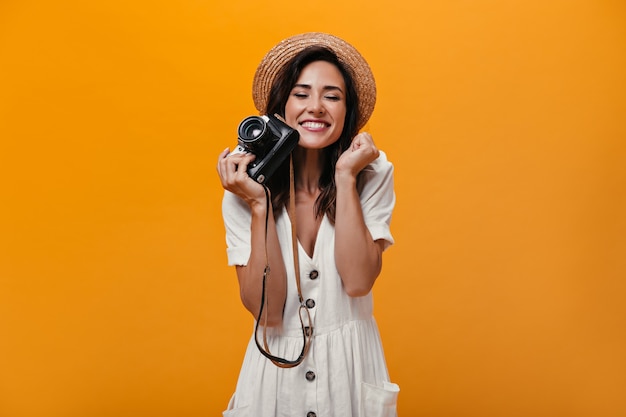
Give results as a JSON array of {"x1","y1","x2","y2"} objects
[
  {"x1": 298, "y1": 216, "x2": 324, "y2": 261},
  {"x1": 284, "y1": 206, "x2": 325, "y2": 262}
]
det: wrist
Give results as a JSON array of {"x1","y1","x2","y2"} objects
[
  {"x1": 242, "y1": 184, "x2": 270, "y2": 211},
  {"x1": 335, "y1": 169, "x2": 357, "y2": 187},
  {"x1": 249, "y1": 191, "x2": 271, "y2": 210}
]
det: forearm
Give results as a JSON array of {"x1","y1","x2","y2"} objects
[
  {"x1": 237, "y1": 203, "x2": 287, "y2": 326},
  {"x1": 334, "y1": 174, "x2": 383, "y2": 297}
]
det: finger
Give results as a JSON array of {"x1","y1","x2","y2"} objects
[
  {"x1": 219, "y1": 152, "x2": 247, "y2": 186},
  {"x1": 218, "y1": 148, "x2": 237, "y2": 171},
  {"x1": 352, "y1": 135, "x2": 366, "y2": 151},
  {"x1": 217, "y1": 147, "x2": 230, "y2": 174},
  {"x1": 351, "y1": 132, "x2": 368, "y2": 148},
  {"x1": 236, "y1": 153, "x2": 256, "y2": 174},
  {"x1": 357, "y1": 132, "x2": 373, "y2": 144}
]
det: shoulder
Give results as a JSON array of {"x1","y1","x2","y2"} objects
[
  {"x1": 375, "y1": 149, "x2": 393, "y2": 168},
  {"x1": 357, "y1": 150, "x2": 396, "y2": 248},
  {"x1": 222, "y1": 189, "x2": 249, "y2": 210},
  {"x1": 361, "y1": 150, "x2": 394, "y2": 179},
  {"x1": 222, "y1": 191, "x2": 251, "y2": 227},
  {"x1": 358, "y1": 150, "x2": 394, "y2": 194},
  {"x1": 371, "y1": 149, "x2": 393, "y2": 168}
]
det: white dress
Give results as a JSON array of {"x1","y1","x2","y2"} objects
[{"x1": 222, "y1": 151, "x2": 399, "y2": 417}]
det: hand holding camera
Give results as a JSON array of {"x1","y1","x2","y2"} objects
[
  {"x1": 217, "y1": 113, "x2": 299, "y2": 206},
  {"x1": 230, "y1": 114, "x2": 300, "y2": 184}
]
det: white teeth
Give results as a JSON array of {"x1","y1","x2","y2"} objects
[{"x1": 301, "y1": 121, "x2": 326, "y2": 129}]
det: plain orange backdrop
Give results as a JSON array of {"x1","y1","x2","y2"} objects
[{"x1": 1, "y1": 1, "x2": 625, "y2": 416}]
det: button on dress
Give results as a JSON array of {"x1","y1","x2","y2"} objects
[{"x1": 222, "y1": 152, "x2": 399, "y2": 417}]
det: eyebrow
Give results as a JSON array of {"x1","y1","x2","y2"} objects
[{"x1": 293, "y1": 83, "x2": 344, "y2": 93}]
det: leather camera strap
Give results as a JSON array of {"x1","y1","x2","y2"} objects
[{"x1": 254, "y1": 154, "x2": 312, "y2": 368}]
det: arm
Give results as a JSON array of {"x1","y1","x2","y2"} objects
[
  {"x1": 334, "y1": 133, "x2": 386, "y2": 297},
  {"x1": 217, "y1": 148, "x2": 287, "y2": 326}
]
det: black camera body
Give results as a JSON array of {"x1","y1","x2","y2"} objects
[{"x1": 233, "y1": 114, "x2": 299, "y2": 184}]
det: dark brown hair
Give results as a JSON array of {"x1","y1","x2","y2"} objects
[{"x1": 265, "y1": 46, "x2": 360, "y2": 224}]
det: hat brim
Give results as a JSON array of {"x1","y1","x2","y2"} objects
[{"x1": 252, "y1": 32, "x2": 376, "y2": 131}]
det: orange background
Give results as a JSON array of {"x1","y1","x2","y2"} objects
[{"x1": 1, "y1": 1, "x2": 625, "y2": 416}]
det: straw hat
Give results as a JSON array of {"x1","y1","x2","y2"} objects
[{"x1": 252, "y1": 32, "x2": 376, "y2": 130}]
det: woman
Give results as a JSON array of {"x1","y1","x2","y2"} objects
[{"x1": 217, "y1": 32, "x2": 398, "y2": 417}]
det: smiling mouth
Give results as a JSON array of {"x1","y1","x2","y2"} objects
[{"x1": 300, "y1": 121, "x2": 329, "y2": 129}]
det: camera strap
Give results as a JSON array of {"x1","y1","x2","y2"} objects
[{"x1": 254, "y1": 154, "x2": 313, "y2": 368}]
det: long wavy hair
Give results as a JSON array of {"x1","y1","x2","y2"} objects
[{"x1": 264, "y1": 46, "x2": 360, "y2": 224}]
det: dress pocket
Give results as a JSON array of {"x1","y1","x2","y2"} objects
[
  {"x1": 361, "y1": 381, "x2": 400, "y2": 417},
  {"x1": 222, "y1": 393, "x2": 250, "y2": 417}
]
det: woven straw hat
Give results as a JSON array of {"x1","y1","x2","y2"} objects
[{"x1": 252, "y1": 32, "x2": 376, "y2": 130}]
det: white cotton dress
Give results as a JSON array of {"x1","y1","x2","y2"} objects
[{"x1": 222, "y1": 151, "x2": 399, "y2": 417}]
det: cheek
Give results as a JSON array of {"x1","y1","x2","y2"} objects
[
  {"x1": 284, "y1": 99, "x2": 299, "y2": 126},
  {"x1": 335, "y1": 107, "x2": 347, "y2": 130}
]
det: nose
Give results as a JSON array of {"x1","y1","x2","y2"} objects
[{"x1": 307, "y1": 95, "x2": 325, "y2": 115}]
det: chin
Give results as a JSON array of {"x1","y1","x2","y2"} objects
[{"x1": 299, "y1": 134, "x2": 340, "y2": 148}]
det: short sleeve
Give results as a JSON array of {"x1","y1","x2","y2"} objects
[
  {"x1": 222, "y1": 190, "x2": 253, "y2": 266},
  {"x1": 357, "y1": 150, "x2": 396, "y2": 250}
]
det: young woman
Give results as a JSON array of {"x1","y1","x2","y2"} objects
[{"x1": 217, "y1": 32, "x2": 398, "y2": 417}]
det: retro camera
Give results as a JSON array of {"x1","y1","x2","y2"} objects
[{"x1": 232, "y1": 114, "x2": 300, "y2": 184}]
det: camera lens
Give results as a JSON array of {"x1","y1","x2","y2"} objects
[{"x1": 238, "y1": 116, "x2": 267, "y2": 142}]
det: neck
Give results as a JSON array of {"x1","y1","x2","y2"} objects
[{"x1": 293, "y1": 147, "x2": 325, "y2": 194}]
